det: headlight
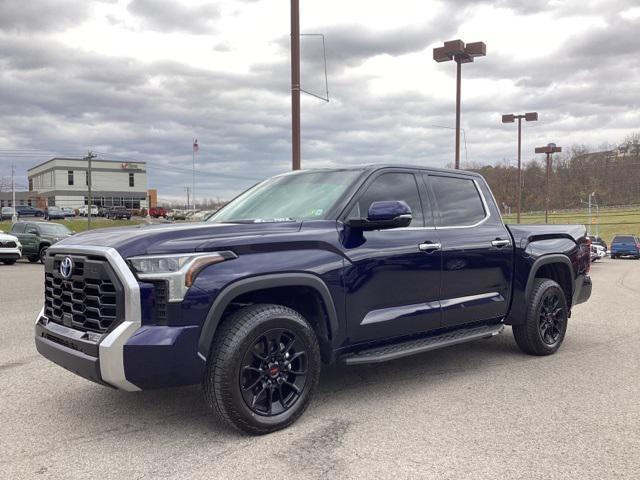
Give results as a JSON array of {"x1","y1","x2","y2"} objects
[{"x1": 128, "y1": 251, "x2": 237, "y2": 302}]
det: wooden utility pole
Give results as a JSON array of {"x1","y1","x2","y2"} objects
[
  {"x1": 86, "y1": 151, "x2": 96, "y2": 230},
  {"x1": 291, "y1": 0, "x2": 301, "y2": 170}
]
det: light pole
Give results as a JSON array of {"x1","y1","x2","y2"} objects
[
  {"x1": 433, "y1": 39, "x2": 486, "y2": 169},
  {"x1": 291, "y1": 0, "x2": 301, "y2": 171},
  {"x1": 502, "y1": 112, "x2": 538, "y2": 223},
  {"x1": 535, "y1": 143, "x2": 562, "y2": 223},
  {"x1": 588, "y1": 191, "x2": 597, "y2": 235},
  {"x1": 86, "y1": 151, "x2": 96, "y2": 230},
  {"x1": 11, "y1": 163, "x2": 17, "y2": 223}
]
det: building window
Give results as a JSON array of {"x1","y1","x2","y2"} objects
[
  {"x1": 68, "y1": 170, "x2": 74, "y2": 186},
  {"x1": 29, "y1": 178, "x2": 33, "y2": 191},
  {"x1": 129, "y1": 173, "x2": 135, "y2": 187}
]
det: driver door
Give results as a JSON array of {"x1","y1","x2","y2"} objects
[
  {"x1": 340, "y1": 170, "x2": 442, "y2": 344},
  {"x1": 21, "y1": 223, "x2": 40, "y2": 256}
]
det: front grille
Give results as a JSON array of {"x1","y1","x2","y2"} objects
[
  {"x1": 44, "y1": 254, "x2": 124, "y2": 333},
  {"x1": 153, "y1": 281, "x2": 169, "y2": 324},
  {"x1": 0, "y1": 241, "x2": 17, "y2": 248}
]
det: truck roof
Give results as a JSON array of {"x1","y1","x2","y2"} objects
[{"x1": 277, "y1": 164, "x2": 483, "y2": 178}]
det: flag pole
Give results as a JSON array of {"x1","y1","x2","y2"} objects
[{"x1": 192, "y1": 138, "x2": 196, "y2": 212}]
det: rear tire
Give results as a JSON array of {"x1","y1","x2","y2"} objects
[
  {"x1": 39, "y1": 246, "x2": 49, "y2": 264},
  {"x1": 2, "y1": 259, "x2": 17, "y2": 265},
  {"x1": 203, "y1": 304, "x2": 321, "y2": 435},
  {"x1": 28, "y1": 256, "x2": 39, "y2": 263},
  {"x1": 512, "y1": 278, "x2": 568, "y2": 356}
]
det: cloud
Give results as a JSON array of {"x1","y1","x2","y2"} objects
[
  {"x1": 1, "y1": 0, "x2": 639, "y2": 203},
  {"x1": 0, "y1": 0, "x2": 91, "y2": 32},
  {"x1": 128, "y1": 0, "x2": 220, "y2": 34}
]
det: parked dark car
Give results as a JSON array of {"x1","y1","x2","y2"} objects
[
  {"x1": 1, "y1": 206, "x2": 16, "y2": 221},
  {"x1": 586, "y1": 235, "x2": 608, "y2": 253},
  {"x1": 44, "y1": 206, "x2": 66, "y2": 220},
  {"x1": 34, "y1": 165, "x2": 592, "y2": 434},
  {"x1": 106, "y1": 206, "x2": 132, "y2": 220},
  {"x1": 61, "y1": 208, "x2": 76, "y2": 218},
  {"x1": 15, "y1": 206, "x2": 44, "y2": 218},
  {"x1": 610, "y1": 234, "x2": 640, "y2": 259},
  {"x1": 10, "y1": 221, "x2": 72, "y2": 263}
]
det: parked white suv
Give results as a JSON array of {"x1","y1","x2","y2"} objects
[
  {"x1": 0, "y1": 231, "x2": 22, "y2": 265},
  {"x1": 78, "y1": 205, "x2": 98, "y2": 216}
]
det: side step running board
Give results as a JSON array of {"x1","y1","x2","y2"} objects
[{"x1": 342, "y1": 324, "x2": 504, "y2": 365}]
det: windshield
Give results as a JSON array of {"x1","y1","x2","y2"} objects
[
  {"x1": 38, "y1": 224, "x2": 71, "y2": 235},
  {"x1": 613, "y1": 236, "x2": 635, "y2": 243},
  {"x1": 208, "y1": 170, "x2": 362, "y2": 223}
]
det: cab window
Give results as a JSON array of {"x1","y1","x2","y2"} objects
[{"x1": 348, "y1": 172, "x2": 426, "y2": 227}]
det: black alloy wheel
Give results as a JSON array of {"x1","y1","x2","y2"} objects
[
  {"x1": 239, "y1": 328, "x2": 308, "y2": 417},
  {"x1": 203, "y1": 304, "x2": 321, "y2": 435},
  {"x1": 512, "y1": 278, "x2": 568, "y2": 356},
  {"x1": 538, "y1": 291, "x2": 564, "y2": 346}
]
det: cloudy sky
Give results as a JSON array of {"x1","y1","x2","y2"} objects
[{"x1": 0, "y1": 0, "x2": 639, "y2": 202}]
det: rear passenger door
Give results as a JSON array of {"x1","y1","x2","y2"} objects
[{"x1": 422, "y1": 173, "x2": 513, "y2": 328}]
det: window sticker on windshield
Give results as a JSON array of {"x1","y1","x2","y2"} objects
[{"x1": 312, "y1": 209, "x2": 323, "y2": 216}]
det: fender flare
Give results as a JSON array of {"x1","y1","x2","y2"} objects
[
  {"x1": 525, "y1": 254, "x2": 575, "y2": 301},
  {"x1": 197, "y1": 273, "x2": 339, "y2": 359}
]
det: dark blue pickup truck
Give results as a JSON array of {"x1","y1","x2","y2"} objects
[{"x1": 35, "y1": 165, "x2": 592, "y2": 434}]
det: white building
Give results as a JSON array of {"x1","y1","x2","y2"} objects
[{"x1": 27, "y1": 157, "x2": 148, "y2": 209}]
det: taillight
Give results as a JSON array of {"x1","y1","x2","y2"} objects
[{"x1": 579, "y1": 237, "x2": 591, "y2": 273}]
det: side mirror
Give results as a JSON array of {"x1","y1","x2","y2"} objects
[{"x1": 346, "y1": 200, "x2": 412, "y2": 231}]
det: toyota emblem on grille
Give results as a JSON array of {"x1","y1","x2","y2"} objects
[{"x1": 60, "y1": 256, "x2": 73, "y2": 278}]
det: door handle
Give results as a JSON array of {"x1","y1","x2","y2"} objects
[
  {"x1": 491, "y1": 239, "x2": 511, "y2": 248},
  {"x1": 419, "y1": 242, "x2": 441, "y2": 252}
]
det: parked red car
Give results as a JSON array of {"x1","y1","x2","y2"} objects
[{"x1": 148, "y1": 207, "x2": 167, "y2": 218}]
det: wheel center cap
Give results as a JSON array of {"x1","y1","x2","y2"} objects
[{"x1": 268, "y1": 365, "x2": 279, "y2": 378}]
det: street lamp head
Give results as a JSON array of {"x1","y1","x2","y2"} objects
[
  {"x1": 444, "y1": 39, "x2": 466, "y2": 55},
  {"x1": 433, "y1": 46, "x2": 452, "y2": 62},
  {"x1": 524, "y1": 112, "x2": 538, "y2": 122},
  {"x1": 465, "y1": 41, "x2": 486, "y2": 58},
  {"x1": 535, "y1": 144, "x2": 562, "y2": 154},
  {"x1": 433, "y1": 40, "x2": 485, "y2": 63},
  {"x1": 502, "y1": 114, "x2": 515, "y2": 123}
]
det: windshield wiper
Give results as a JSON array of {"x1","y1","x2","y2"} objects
[{"x1": 217, "y1": 218, "x2": 296, "y2": 224}]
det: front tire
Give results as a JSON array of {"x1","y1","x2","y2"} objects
[
  {"x1": 203, "y1": 304, "x2": 321, "y2": 435},
  {"x1": 2, "y1": 259, "x2": 17, "y2": 265},
  {"x1": 512, "y1": 278, "x2": 568, "y2": 356}
]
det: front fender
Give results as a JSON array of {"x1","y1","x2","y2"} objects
[{"x1": 196, "y1": 272, "x2": 340, "y2": 359}]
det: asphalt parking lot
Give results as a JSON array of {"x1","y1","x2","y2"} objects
[{"x1": 1, "y1": 258, "x2": 639, "y2": 479}]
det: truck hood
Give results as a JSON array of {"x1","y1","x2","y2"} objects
[
  {"x1": 54, "y1": 221, "x2": 303, "y2": 258},
  {"x1": 0, "y1": 232, "x2": 19, "y2": 243}
]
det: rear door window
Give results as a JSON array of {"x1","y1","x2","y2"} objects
[{"x1": 427, "y1": 175, "x2": 486, "y2": 227}]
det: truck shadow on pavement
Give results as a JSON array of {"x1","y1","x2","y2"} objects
[{"x1": 53, "y1": 332, "x2": 523, "y2": 437}]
